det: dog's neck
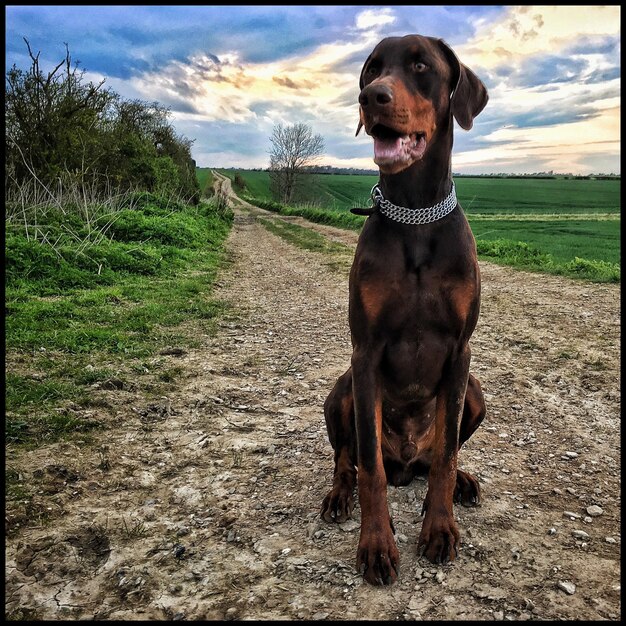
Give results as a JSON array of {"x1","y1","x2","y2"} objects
[{"x1": 377, "y1": 123, "x2": 454, "y2": 210}]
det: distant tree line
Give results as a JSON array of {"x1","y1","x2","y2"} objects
[
  {"x1": 216, "y1": 166, "x2": 618, "y2": 181},
  {"x1": 5, "y1": 39, "x2": 199, "y2": 202}
]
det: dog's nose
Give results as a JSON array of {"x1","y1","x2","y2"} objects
[{"x1": 359, "y1": 83, "x2": 393, "y2": 110}]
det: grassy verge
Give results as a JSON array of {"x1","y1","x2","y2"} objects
[
  {"x1": 247, "y1": 195, "x2": 366, "y2": 230},
  {"x1": 5, "y1": 192, "x2": 233, "y2": 447},
  {"x1": 249, "y1": 196, "x2": 619, "y2": 283},
  {"x1": 258, "y1": 217, "x2": 353, "y2": 273},
  {"x1": 474, "y1": 239, "x2": 620, "y2": 282}
]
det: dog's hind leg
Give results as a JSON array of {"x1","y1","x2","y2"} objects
[
  {"x1": 454, "y1": 373, "x2": 486, "y2": 506},
  {"x1": 320, "y1": 368, "x2": 357, "y2": 523}
]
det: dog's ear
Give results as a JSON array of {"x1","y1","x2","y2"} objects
[
  {"x1": 438, "y1": 39, "x2": 488, "y2": 131},
  {"x1": 356, "y1": 53, "x2": 373, "y2": 136}
]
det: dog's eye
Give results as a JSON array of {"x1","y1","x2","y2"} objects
[
  {"x1": 366, "y1": 65, "x2": 379, "y2": 76},
  {"x1": 414, "y1": 62, "x2": 427, "y2": 72}
]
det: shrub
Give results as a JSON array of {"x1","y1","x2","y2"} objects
[{"x1": 564, "y1": 257, "x2": 620, "y2": 282}]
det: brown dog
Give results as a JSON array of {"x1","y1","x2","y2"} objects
[{"x1": 320, "y1": 34, "x2": 488, "y2": 585}]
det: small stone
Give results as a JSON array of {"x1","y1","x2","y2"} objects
[
  {"x1": 586, "y1": 505, "x2": 603, "y2": 517},
  {"x1": 572, "y1": 530, "x2": 590, "y2": 540},
  {"x1": 583, "y1": 516, "x2": 593, "y2": 524},
  {"x1": 605, "y1": 537, "x2": 616, "y2": 544},
  {"x1": 564, "y1": 451, "x2": 579, "y2": 459},
  {"x1": 225, "y1": 607, "x2": 238, "y2": 620},
  {"x1": 396, "y1": 533, "x2": 408, "y2": 543},
  {"x1": 312, "y1": 613, "x2": 329, "y2": 620},
  {"x1": 494, "y1": 611, "x2": 504, "y2": 620},
  {"x1": 553, "y1": 488, "x2": 563, "y2": 495},
  {"x1": 339, "y1": 519, "x2": 359, "y2": 532},
  {"x1": 159, "y1": 347, "x2": 187, "y2": 356},
  {"x1": 563, "y1": 511, "x2": 581, "y2": 519},
  {"x1": 547, "y1": 527, "x2": 557, "y2": 535},
  {"x1": 557, "y1": 581, "x2": 576, "y2": 595},
  {"x1": 435, "y1": 569, "x2": 446, "y2": 583}
]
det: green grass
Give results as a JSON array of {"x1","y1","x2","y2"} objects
[
  {"x1": 196, "y1": 167, "x2": 214, "y2": 196},
  {"x1": 252, "y1": 197, "x2": 366, "y2": 230},
  {"x1": 456, "y1": 177, "x2": 620, "y2": 215},
  {"x1": 470, "y1": 219, "x2": 620, "y2": 266},
  {"x1": 220, "y1": 169, "x2": 620, "y2": 282},
  {"x1": 214, "y1": 169, "x2": 620, "y2": 215},
  {"x1": 5, "y1": 192, "x2": 233, "y2": 446},
  {"x1": 258, "y1": 217, "x2": 353, "y2": 273}
]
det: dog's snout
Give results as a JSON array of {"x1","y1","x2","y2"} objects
[{"x1": 359, "y1": 83, "x2": 393, "y2": 109}]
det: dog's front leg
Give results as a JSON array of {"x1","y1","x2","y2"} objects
[
  {"x1": 351, "y1": 346, "x2": 399, "y2": 585},
  {"x1": 418, "y1": 344, "x2": 471, "y2": 564}
]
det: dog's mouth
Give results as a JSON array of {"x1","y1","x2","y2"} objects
[{"x1": 369, "y1": 124, "x2": 427, "y2": 169}]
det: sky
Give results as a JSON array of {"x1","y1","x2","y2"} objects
[{"x1": 5, "y1": 5, "x2": 621, "y2": 174}]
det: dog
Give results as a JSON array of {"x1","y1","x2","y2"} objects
[{"x1": 320, "y1": 34, "x2": 489, "y2": 586}]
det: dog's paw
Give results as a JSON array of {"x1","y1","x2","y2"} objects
[
  {"x1": 356, "y1": 524, "x2": 400, "y2": 585},
  {"x1": 417, "y1": 511, "x2": 460, "y2": 564},
  {"x1": 320, "y1": 485, "x2": 354, "y2": 523},
  {"x1": 453, "y1": 469, "x2": 481, "y2": 507}
]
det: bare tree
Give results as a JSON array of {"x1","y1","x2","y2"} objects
[{"x1": 268, "y1": 122, "x2": 325, "y2": 204}]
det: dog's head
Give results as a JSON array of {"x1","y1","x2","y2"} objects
[{"x1": 356, "y1": 34, "x2": 488, "y2": 175}]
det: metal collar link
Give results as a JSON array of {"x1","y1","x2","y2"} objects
[{"x1": 371, "y1": 182, "x2": 458, "y2": 225}]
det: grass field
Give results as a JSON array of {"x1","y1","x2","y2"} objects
[
  {"x1": 202, "y1": 168, "x2": 620, "y2": 282},
  {"x1": 207, "y1": 168, "x2": 620, "y2": 215},
  {"x1": 470, "y1": 218, "x2": 620, "y2": 265}
]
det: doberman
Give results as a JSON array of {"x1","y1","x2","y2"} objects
[{"x1": 320, "y1": 34, "x2": 489, "y2": 586}]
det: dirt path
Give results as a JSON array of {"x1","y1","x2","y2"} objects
[{"x1": 5, "y1": 181, "x2": 621, "y2": 620}]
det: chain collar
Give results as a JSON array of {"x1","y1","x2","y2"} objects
[{"x1": 371, "y1": 182, "x2": 458, "y2": 225}]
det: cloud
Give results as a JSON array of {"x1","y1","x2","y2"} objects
[
  {"x1": 355, "y1": 8, "x2": 396, "y2": 31},
  {"x1": 445, "y1": 5, "x2": 621, "y2": 173},
  {"x1": 452, "y1": 104, "x2": 620, "y2": 173},
  {"x1": 5, "y1": 5, "x2": 620, "y2": 173},
  {"x1": 457, "y1": 5, "x2": 620, "y2": 67},
  {"x1": 272, "y1": 75, "x2": 316, "y2": 90},
  {"x1": 104, "y1": 24, "x2": 381, "y2": 144}
]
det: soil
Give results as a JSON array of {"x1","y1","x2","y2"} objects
[{"x1": 5, "y1": 174, "x2": 621, "y2": 621}]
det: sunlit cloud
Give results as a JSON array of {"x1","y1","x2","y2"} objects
[
  {"x1": 110, "y1": 11, "x2": 388, "y2": 150},
  {"x1": 450, "y1": 5, "x2": 621, "y2": 174},
  {"x1": 458, "y1": 5, "x2": 620, "y2": 68},
  {"x1": 355, "y1": 8, "x2": 396, "y2": 31}
]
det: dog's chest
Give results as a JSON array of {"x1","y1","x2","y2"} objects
[
  {"x1": 353, "y1": 254, "x2": 448, "y2": 329},
  {"x1": 351, "y1": 227, "x2": 474, "y2": 340}
]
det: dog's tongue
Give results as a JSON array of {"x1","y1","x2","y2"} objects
[
  {"x1": 374, "y1": 134, "x2": 426, "y2": 163},
  {"x1": 374, "y1": 136, "x2": 405, "y2": 161}
]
